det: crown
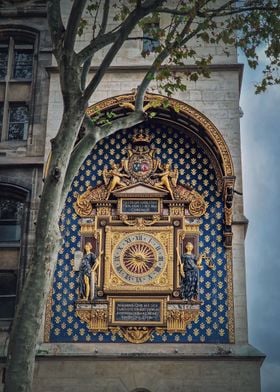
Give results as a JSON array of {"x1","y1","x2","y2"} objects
[{"x1": 132, "y1": 129, "x2": 152, "y2": 144}]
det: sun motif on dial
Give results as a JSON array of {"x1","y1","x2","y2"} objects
[
  {"x1": 122, "y1": 243, "x2": 156, "y2": 275},
  {"x1": 112, "y1": 233, "x2": 166, "y2": 285}
]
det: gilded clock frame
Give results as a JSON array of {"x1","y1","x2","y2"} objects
[{"x1": 104, "y1": 226, "x2": 174, "y2": 294}]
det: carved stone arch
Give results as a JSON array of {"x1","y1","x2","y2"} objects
[
  {"x1": 87, "y1": 92, "x2": 235, "y2": 181},
  {"x1": 0, "y1": 177, "x2": 31, "y2": 198},
  {"x1": 87, "y1": 92, "x2": 235, "y2": 247},
  {"x1": 0, "y1": 24, "x2": 39, "y2": 43}
]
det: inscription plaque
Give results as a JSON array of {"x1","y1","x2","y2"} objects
[
  {"x1": 121, "y1": 199, "x2": 159, "y2": 214},
  {"x1": 111, "y1": 298, "x2": 165, "y2": 325}
]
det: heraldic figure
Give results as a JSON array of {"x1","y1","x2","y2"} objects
[
  {"x1": 79, "y1": 242, "x2": 97, "y2": 301},
  {"x1": 178, "y1": 242, "x2": 202, "y2": 302}
]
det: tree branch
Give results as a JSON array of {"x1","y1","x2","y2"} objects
[
  {"x1": 83, "y1": 0, "x2": 165, "y2": 102},
  {"x1": 97, "y1": 0, "x2": 110, "y2": 37},
  {"x1": 135, "y1": 0, "x2": 223, "y2": 110},
  {"x1": 64, "y1": 0, "x2": 88, "y2": 52},
  {"x1": 135, "y1": 48, "x2": 169, "y2": 110},
  {"x1": 80, "y1": 0, "x2": 108, "y2": 91},
  {"x1": 156, "y1": 0, "x2": 269, "y2": 18},
  {"x1": 203, "y1": 5, "x2": 280, "y2": 17},
  {"x1": 81, "y1": 57, "x2": 92, "y2": 91},
  {"x1": 46, "y1": 0, "x2": 65, "y2": 59},
  {"x1": 77, "y1": 0, "x2": 165, "y2": 66},
  {"x1": 76, "y1": 30, "x2": 120, "y2": 66},
  {"x1": 60, "y1": 111, "x2": 146, "y2": 206},
  {"x1": 135, "y1": 5, "x2": 195, "y2": 110}
]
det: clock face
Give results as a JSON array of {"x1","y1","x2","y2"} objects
[{"x1": 112, "y1": 233, "x2": 166, "y2": 285}]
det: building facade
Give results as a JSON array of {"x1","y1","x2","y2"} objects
[{"x1": 0, "y1": 1, "x2": 264, "y2": 391}]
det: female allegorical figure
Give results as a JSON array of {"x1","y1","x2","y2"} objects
[
  {"x1": 178, "y1": 242, "x2": 202, "y2": 302},
  {"x1": 79, "y1": 242, "x2": 97, "y2": 301}
]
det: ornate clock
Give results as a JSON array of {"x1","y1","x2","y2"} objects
[
  {"x1": 112, "y1": 233, "x2": 166, "y2": 285},
  {"x1": 104, "y1": 226, "x2": 173, "y2": 293},
  {"x1": 74, "y1": 130, "x2": 208, "y2": 342}
]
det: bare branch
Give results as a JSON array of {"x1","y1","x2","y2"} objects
[
  {"x1": 77, "y1": 0, "x2": 165, "y2": 66},
  {"x1": 46, "y1": 0, "x2": 65, "y2": 58},
  {"x1": 81, "y1": 57, "x2": 92, "y2": 91},
  {"x1": 64, "y1": 0, "x2": 87, "y2": 52},
  {"x1": 76, "y1": 30, "x2": 120, "y2": 65},
  {"x1": 60, "y1": 111, "x2": 146, "y2": 206},
  {"x1": 156, "y1": 6, "x2": 194, "y2": 15},
  {"x1": 97, "y1": 0, "x2": 110, "y2": 37},
  {"x1": 80, "y1": 1, "x2": 107, "y2": 91}
]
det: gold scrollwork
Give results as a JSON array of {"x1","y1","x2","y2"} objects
[
  {"x1": 121, "y1": 326, "x2": 153, "y2": 344},
  {"x1": 172, "y1": 185, "x2": 207, "y2": 217},
  {"x1": 76, "y1": 309, "x2": 91, "y2": 325},
  {"x1": 224, "y1": 206, "x2": 232, "y2": 226},
  {"x1": 154, "y1": 272, "x2": 168, "y2": 286},
  {"x1": 188, "y1": 192, "x2": 207, "y2": 217},
  {"x1": 120, "y1": 215, "x2": 160, "y2": 228},
  {"x1": 74, "y1": 187, "x2": 93, "y2": 217},
  {"x1": 109, "y1": 276, "x2": 122, "y2": 286}
]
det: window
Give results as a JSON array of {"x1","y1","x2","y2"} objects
[
  {"x1": 0, "y1": 196, "x2": 24, "y2": 242},
  {"x1": 0, "y1": 271, "x2": 17, "y2": 320},
  {"x1": 0, "y1": 184, "x2": 28, "y2": 324},
  {"x1": 0, "y1": 47, "x2": 8, "y2": 79},
  {"x1": 142, "y1": 22, "x2": 160, "y2": 54},
  {"x1": 0, "y1": 103, "x2": 29, "y2": 141},
  {"x1": 0, "y1": 38, "x2": 33, "y2": 81},
  {"x1": 0, "y1": 31, "x2": 36, "y2": 142}
]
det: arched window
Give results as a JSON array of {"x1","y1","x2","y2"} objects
[
  {"x1": 0, "y1": 28, "x2": 38, "y2": 141},
  {"x1": 0, "y1": 183, "x2": 29, "y2": 325}
]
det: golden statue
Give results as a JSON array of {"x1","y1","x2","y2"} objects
[
  {"x1": 103, "y1": 163, "x2": 129, "y2": 198},
  {"x1": 155, "y1": 163, "x2": 178, "y2": 199}
]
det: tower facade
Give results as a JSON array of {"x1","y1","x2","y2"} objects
[{"x1": 0, "y1": 2, "x2": 264, "y2": 391}]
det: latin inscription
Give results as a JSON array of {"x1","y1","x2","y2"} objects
[
  {"x1": 115, "y1": 301, "x2": 161, "y2": 322},
  {"x1": 122, "y1": 200, "x2": 159, "y2": 214}
]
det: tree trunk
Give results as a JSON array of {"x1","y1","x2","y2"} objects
[{"x1": 4, "y1": 107, "x2": 85, "y2": 392}]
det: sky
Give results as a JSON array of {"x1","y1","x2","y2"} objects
[{"x1": 239, "y1": 53, "x2": 280, "y2": 391}]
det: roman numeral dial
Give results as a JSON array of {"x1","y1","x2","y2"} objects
[{"x1": 112, "y1": 233, "x2": 166, "y2": 285}]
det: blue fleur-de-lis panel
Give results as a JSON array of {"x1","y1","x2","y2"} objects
[{"x1": 49, "y1": 121, "x2": 230, "y2": 343}]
